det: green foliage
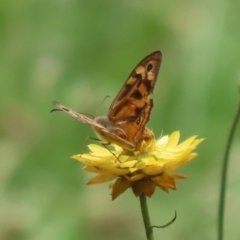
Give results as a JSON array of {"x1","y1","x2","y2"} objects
[{"x1": 0, "y1": 1, "x2": 240, "y2": 239}]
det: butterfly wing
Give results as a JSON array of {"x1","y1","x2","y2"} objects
[
  {"x1": 52, "y1": 101, "x2": 135, "y2": 150},
  {"x1": 108, "y1": 51, "x2": 162, "y2": 144},
  {"x1": 52, "y1": 101, "x2": 105, "y2": 130}
]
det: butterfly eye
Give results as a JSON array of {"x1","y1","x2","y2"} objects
[
  {"x1": 120, "y1": 134, "x2": 127, "y2": 139},
  {"x1": 147, "y1": 63, "x2": 153, "y2": 72}
]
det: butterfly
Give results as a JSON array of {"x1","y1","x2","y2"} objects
[{"x1": 52, "y1": 51, "x2": 162, "y2": 151}]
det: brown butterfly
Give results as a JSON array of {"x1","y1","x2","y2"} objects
[{"x1": 52, "y1": 51, "x2": 162, "y2": 151}]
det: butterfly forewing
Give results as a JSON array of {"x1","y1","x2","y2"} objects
[
  {"x1": 109, "y1": 51, "x2": 161, "y2": 113},
  {"x1": 107, "y1": 51, "x2": 162, "y2": 144}
]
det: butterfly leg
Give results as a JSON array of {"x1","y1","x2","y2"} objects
[
  {"x1": 101, "y1": 142, "x2": 122, "y2": 163},
  {"x1": 81, "y1": 136, "x2": 121, "y2": 162},
  {"x1": 80, "y1": 136, "x2": 102, "y2": 155}
]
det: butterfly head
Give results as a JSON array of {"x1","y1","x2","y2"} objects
[{"x1": 94, "y1": 116, "x2": 128, "y2": 142}]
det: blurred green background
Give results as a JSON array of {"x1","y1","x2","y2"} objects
[{"x1": 1, "y1": 1, "x2": 240, "y2": 240}]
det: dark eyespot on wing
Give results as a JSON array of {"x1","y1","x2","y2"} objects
[
  {"x1": 136, "y1": 117, "x2": 141, "y2": 125},
  {"x1": 147, "y1": 63, "x2": 153, "y2": 72}
]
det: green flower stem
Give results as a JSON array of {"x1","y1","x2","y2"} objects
[
  {"x1": 218, "y1": 102, "x2": 240, "y2": 240},
  {"x1": 139, "y1": 194, "x2": 154, "y2": 240}
]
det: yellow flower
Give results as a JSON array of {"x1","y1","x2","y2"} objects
[{"x1": 72, "y1": 131, "x2": 204, "y2": 200}]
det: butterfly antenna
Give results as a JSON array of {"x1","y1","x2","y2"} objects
[
  {"x1": 94, "y1": 95, "x2": 110, "y2": 117},
  {"x1": 50, "y1": 109, "x2": 61, "y2": 113},
  {"x1": 51, "y1": 102, "x2": 94, "y2": 118},
  {"x1": 83, "y1": 136, "x2": 101, "y2": 153}
]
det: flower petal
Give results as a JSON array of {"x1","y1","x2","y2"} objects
[
  {"x1": 73, "y1": 131, "x2": 204, "y2": 199},
  {"x1": 111, "y1": 178, "x2": 131, "y2": 200},
  {"x1": 87, "y1": 174, "x2": 116, "y2": 184},
  {"x1": 132, "y1": 180, "x2": 156, "y2": 197},
  {"x1": 166, "y1": 131, "x2": 180, "y2": 147}
]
